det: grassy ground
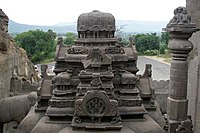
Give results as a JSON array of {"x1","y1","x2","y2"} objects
[
  {"x1": 144, "y1": 50, "x2": 171, "y2": 65},
  {"x1": 38, "y1": 58, "x2": 55, "y2": 64},
  {"x1": 159, "y1": 50, "x2": 171, "y2": 63}
]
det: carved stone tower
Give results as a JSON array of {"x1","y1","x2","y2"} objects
[
  {"x1": 29, "y1": 10, "x2": 165, "y2": 133},
  {"x1": 72, "y1": 47, "x2": 122, "y2": 129},
  {"x1": 46, "y1": 72, "x2": 76, "y2": 118},
  {"x1": 164, "y1": 7, "x2": 197, "y2": 133}
]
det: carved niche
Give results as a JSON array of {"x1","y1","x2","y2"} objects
[{"x1": 67, "y1": 47, "x2": 88, "y2": 54}]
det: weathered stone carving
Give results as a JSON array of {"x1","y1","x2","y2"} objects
[
  {"x1": 8, "y1": 10, "x2": 165, "y2": 133},
  {"x1": 129, "y1": 36, "x2": 135, "y2": 45},
  {"x1": 67, "y1": 47, "x2": 88, "y2": 54},
  {"x1": 163, "y1": 6, "x2": 197, "y2": 133},
  {"x1": 45, "y1": 72, "x2": 76, "y2": 117},
  {"x1": 90, "y1": 73, "x2": 102, "y2": 89},
  {"x1": 57, "y1": 37, "x2": 63, "y2": 46},
  {"x1": 77, "y1": 10, "x2": 115, "y2": 32},
  {"x1": 168, "y1": 7, "x2": 195, "y2": 28},
  {"x1": 0, "y1": 92, "x2": 37, "y2": 124},
  {"x1": 71, "y1": 47, "x2": 121, "y2": 129},
  {"x1": 105, "y1": 46, "x2": 125, "y2": 54},
  {"x1": 176, "y1": 116, "x2": 193, "y2": 133},
  {"x1": 40, "y1": 65, "x2": 48, "y2": 78}
]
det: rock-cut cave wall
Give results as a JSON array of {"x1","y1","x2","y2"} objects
[{"x1": 0, "y1": 9, "x2": 36, "y2": 99}]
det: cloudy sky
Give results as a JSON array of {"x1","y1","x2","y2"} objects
[{"x1": 1, "y1": 0, "x2": 185, "y2": 26}]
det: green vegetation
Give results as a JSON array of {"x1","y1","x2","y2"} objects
[
  {"x1": 160, "y1": 32, "x2": 169, "y2": 46},
  {"x1": 63, "y1": 32, "x2": 77, "y2": 46},
  {"x1": 15, "y1": 29, "x2": 57, "y2": 63},
  {"x1": 159, "y1": 50, "x2": 171, "y2": 63},
  {"x1": 13, "y1": 28, "x2": 169, "y2": 64},
  {"x1": 134, "y1": 33, "x2": 160, "y2": 55},
  {"x1": 116, "y1": 31, "x2": 169, "y2": 58}
]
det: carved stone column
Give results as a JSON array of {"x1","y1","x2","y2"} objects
[{"x1": 163, "y1": 7, "x2": 197, "y2": 133}]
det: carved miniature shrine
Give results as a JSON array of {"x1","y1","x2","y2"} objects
[{"x1": 30, "y1": 10, "x2": 165, "y2": 133}]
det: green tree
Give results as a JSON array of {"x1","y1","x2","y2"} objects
[
  {"x1": 15, "y1": 29, "x2": 56, "y2": 63},
  {"x1": 63, "y1": 32, "x2": 76, "y2": 46},
  {"x1": 159, "y1": 43, "x2": 166, "y2": 54},
  {"x1": 160, "y1": 32, "x2": 169, "y2": 46},
  {"x1": 47, "y1": 29, "x2": 57, "y2": 40},
  {"x1": 135, "y1": 33, "x2": 160, "y2": 54}
]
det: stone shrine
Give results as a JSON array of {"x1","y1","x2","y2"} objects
[{"x1": 15, "y1": 10, "x2": 165, "y2": 133}]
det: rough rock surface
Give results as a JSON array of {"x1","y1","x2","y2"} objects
[
  {"x1": 186, "y1": 0, "x2": 200, "y2": 28},
  {"x1": 187, "y1": 31, "x2": 200, "y2": 132},
  {"x1": 186, "y1": 0, "x2": 200, "y2": 132},
  {"x1": 0, "y1": 92, "x2": 37, "y2": 124},
  {"x1": 0, "y1": 9, "x2": 36, "y2": 99}
]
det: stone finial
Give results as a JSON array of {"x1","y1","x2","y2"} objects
[
  {"x1": 129, "y1": 36, "x2": 135, "y2": 45},
  {"x1": 57, "y1": 37, "x2": 63, "y2": 45},
  {"x1": 163, "y1": 6, "x2": 198, "y2": 60},
  {"x1": 167, "y1": 7, "x2": 196, "y2": 29},
  {"x1": 0, "y1": 9, "x2": 9, "y2": 33},
  {"x1": 41, "y1": 65, "x2": 48, "y2": 78}
]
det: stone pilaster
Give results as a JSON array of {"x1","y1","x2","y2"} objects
[{"x1": 163, "y1": 7, "x2": 197, "y2": 133}]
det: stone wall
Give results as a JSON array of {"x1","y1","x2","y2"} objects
[
  {"x1": 187, "y1": 32, "x2": 200, "y2": 132},
  {"x1": 0, "y1": 9, "x2": 36, "y2": 99},
  {"x1": 186, "y1": 0, "x2": 200, "y2": 132},
  {"x1": 152, "y1": 80, "x2": 169, "y2": 114},
  {"x1": 0, "y1": 33, "x2": 36, "y2": 99}
]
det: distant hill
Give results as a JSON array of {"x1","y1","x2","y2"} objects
[
  {"x1": 8, "y1": 20, "x2": 76, "y2": 34},
  {"x1": 8, "y1": 20, "x2": 168, "y2": 34}
]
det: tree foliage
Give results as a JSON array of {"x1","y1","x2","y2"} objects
[
  {"x1": 15, "y1": 29, "x2": 56, "y2": 63},
  {"x1": 135, "y1": 33, "x2": 160, "y2": 54},
  {"x1": 160, "y1": 32, "x2": 169, "y2": 45},
  {"x1": 63, "y1": 32, "x2": 76, "y2": 46}
]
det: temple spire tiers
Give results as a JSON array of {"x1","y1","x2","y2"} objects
[
  {"x1": 72, "y1": 47, "x2": 122, "y2": 129},
  {"x1": 45, "y1": 72, "x2": 76, "y2": 119},
  {"x1": 163, "y1": 7, "x2": 198, "y2": 133}
]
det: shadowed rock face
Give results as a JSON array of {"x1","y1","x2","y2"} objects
[
  {"x1": 186, "y1": 0, "x2": 200, "y2": 28},
  {"x1": 187, "y1": 0, "x2": 200, "y2": 133},
  {"x1": 0, "y1": 9, "x2": 8, "y2": 33},
  {"x1": 0, "y1": 9, "x2": 9, "y2": 51}
]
